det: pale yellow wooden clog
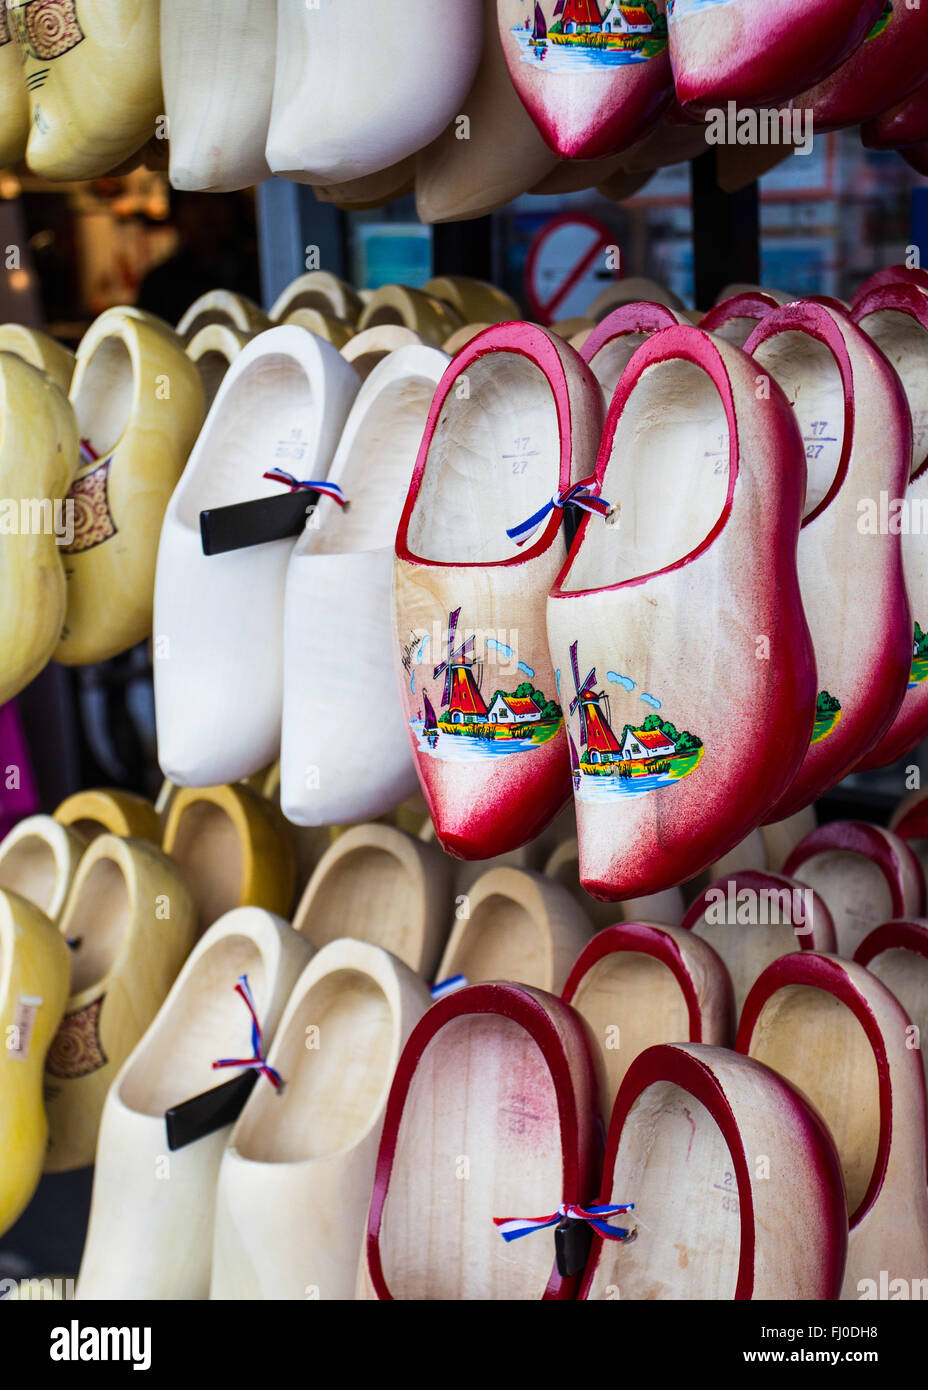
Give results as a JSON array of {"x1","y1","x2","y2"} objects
[
  {"x1": 0, "y1": 324, "x2": 74, "y2": 395},
  {"x1": 53, "y1": 788, "x2": 162, "y2": 845},
  {"x1": 176, "y1": 290, "x2": 270, "y2": 345},
  {"x1": 55, "y1": 309, "x2": 205, "y2": 666},
  {"x1": 279, "y1": 308, "x2": 354, "y2": 351},
  {"x1": 269, "y1": 271, "x2": 363, "y2": 327},
  {"x1": 356, "y1": 285, "x2": 463, "y2": 346},
  {"x1": 0, "y1": 890, "x2": 70, "y2": 1235},
  {"x1": 424, "y1": 276, "x2": 521, "y2": 326},
  {"x1": 184, "y1": 322, "x2": 251, "y2": 411},
  {"x1": 340, "y1": 325, "x2": 429, "y2": 380},
  {"x1": 0, "y1": 815, "x2": 85, "y2": 922},
  {"x1": 12, "y1": 0, "x2": 163, "y2": 181},
  {"x1": 44, "y1": 833, "x2": 197, "y2": 1173},
  {"x1": 0, "y1": 352, "x2": 78, "y2": 704},
  {"x1": 0, "y1": 7, "x2": 28, "y2": 166}
]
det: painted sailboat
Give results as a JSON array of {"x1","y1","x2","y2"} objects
[
  {"x1": 531, "y1": 2, "x2": 548, "y2": 47},
  {"x1": 423, "y1": 690, "x2": 440, "y2": 749}
]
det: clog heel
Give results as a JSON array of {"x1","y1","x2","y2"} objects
[
  {"x1": 394, "y1": 322, "x2": 603, "y2": 859},
  {"x1": 0, "y1": 815, "x2": 85, "y2": 922},
  {"x1": 854, "y1": 918, "x2": 928, "y2": 1117},
  {"x1": 53, "y1": 788, "x2": 162, "y2": 844},
  {"x1": 547, "y1": 324, "x2": 815, "y2": 900},
  {"x1": 580, "y1": 300, "x2": 689, "y2": 399},
  {"x1": 0, "y1": 323, "x2": 74, "y2": 393}
]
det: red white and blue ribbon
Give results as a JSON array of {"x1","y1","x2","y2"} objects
[
  {"x1": 494, "y1": 1202, "x2": 634, "y2": 1243},
  {"x1": 506, "y1": 481, "x2": 613, "y2": 546},
  {"x1": 211, "y1": 974, "x2": 284, "y2": 1092},
  {"x1": 80, "y1": 439, "x2": 100, "y2": 464},
  {"x1": 263, "y1": 467, "x2": 348, "y2": 508},
  {"x1": 430, "y1": 974, "x2": 468, "y2": 1001}
]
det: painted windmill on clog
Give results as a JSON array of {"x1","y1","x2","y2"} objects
[{"x1": 434, "y1": 607, "x2": 483, "y2": 724}]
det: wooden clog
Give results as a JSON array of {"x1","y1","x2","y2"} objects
[
  {"x1": 851, "y1": 282, "x2": 928, "y2": 768},
  {"x1": 738, "y1": 951, "x2": 928, "y2": 1299},
  {"x1": 852, "y1": 264, "x2": 928, "y2": 308},
  {"x1": 667, "y1": 0, "x2": 883, "y2": 111},
  {"x1": 55, "y1": 309, "x2": 204, "y2": 666},
  {"x1": 699, "y1": 289, "x2": 792, "y2": 348},
  {"x1": 44, "y1": 833, "x2": 197, "y2": 1172},
  {"x1": 269, "y1": 272, "x2": 363, "y2": 327},
  {"x1": 435, "y1": 865, "x2": 592, "y2": 993},
  {"x1": 13, "y1": 0, "x2": 162, "y2": 180},
  {"x1": 549, "y1": 316, "x2": 595, "y2": 341},
  {"x1": 185, "y1": 323, "x2": 250, "y2": 411},
  {"x1": 359, "y1": 980, "x2": 600, "y2": 1300},
  {"x1": 562, "y1": 924, "x2": 733, "y2": 1120},
  {"x1": 580, "y1": 300, "x2": 688, "y2": 397},
  {"x1": 0, "y1": 6, "x2": 28, "y2": 166},
  {"x1": 394, "y1": 322, "x2": 603, "y2": 859},
  {"x1": 682, "y1": 869, "x2": 836, "y2": 1017},
  {"x1": 854, "y1": 918, "x2": 928, "y2": 1112},
  {"x1": 543, "y1": 836, "x2": 684, "y2": 928},
  {"x1": 0, "y1": 890, "x2": 70, "y2": 1235},
  {"x1": 175, "y1": 290, "x2": 270, "y2": 344},
  {"x1": 75, "y1": 907, "x2": 313, "y2": 1299},
  {"x1": 0, "y1": 323, "x2": 74, "y2": 394},
  {"x1": 783, "y1": 821, "x2": 925, "y2": 959},
  {"x1": 160, "y1": 0, "x2": 274, "y2": 192},
  {"x1": 497, "y1": 0, "x2": 674, "y2": 160},
  {"x1": 0, "y1": 352, "x2": 78, "y2": 703},
  {"x1": 890, "y1": 785, "x2": 928, "y2": 885},
  {"x1": 292, "y1": 823, "x2": 453, "y2": 980},
  {"x1": 759, "y1": 805, "x2": 817, "y2": 873},
  {"x1": 793, "y1": 1, "x2": 928, "y2": 132},
  {"x1": 587, "y1": 276, "x2": 685, "y2": 322},
  {"x1": 153, "y1": 326, "x2": 359, "y2": 787},
  {"x1": 530, "y1": 154, "x2": 627, "y2": 195},
  {"x1": 356, "y1": 285, "x2": 463, "y2": 347},
  {"x1": 863, "y1": 75, "x2": 928, "y2": 150},
  {"x1": 547, "y1": 324, "x2": 815, "y2": 900},
  {"x1": 746, "y1": 301, "x2": 912, "y2": 817},
  {"x1": 266, "y1": 0, "x2": 482, "y2": 183},
  {"x1": 281, "y1": 345, "x2": 449, "y2": 827},
  {"x1": 311, "y1": 158, "x2": 416, "y2": 212},
  {"x1": 580, "y1": 1041, "x2": 847, "y2": 1299},
  {"x1": 0, "y1": 816, "x2": 85, "y2": 922},
  {"x1": 443, "y1": 323, "x2": 492, "y2": 356},
  {"x1": 54, "y1": 788, "x2": 162, "y2": 845},
  {"x1": 212, "y1": 938, "x2": 431, "y2": 1300},
  {"x1": 162, "y1": 784, "x2": 296, "y2": 932},
  {"x1": 340, "y1": 326, "x2": 429, "y2": 380},
  {"x1": 424, "y1": 276, "x2": 521, "y2": 326},
  {"x1": 278, "y1": 309, "x2": 354, "y2": 351},
  {"x1": 416, "y1": 0, "x2": 559, "y2": 223}
]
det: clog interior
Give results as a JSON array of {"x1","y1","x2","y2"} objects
[
  {"x1": 234, "y1": 968, "x2": 393, "y2": 1162},
  {"x1": 691, "y1": 916, "x2": 804, "y2": 1017},
  {"x1": 405, "y1": 353, "x2": 560, "y2": 564},
  {"x1": 73, "y1": 335, "x2": 134, "y2": 458},
  {"x1": 296, "y1": 846, "x2": 421, "y2": 963},
  {"x1": 748, "y1": 984, "x2": 881, "y2": 1218},
  {"x1": 379, "y1": 1014, "x2": 562, "y2": 1299},
  {"x1": 865, "y1": 946, "x2": 928, "y2": 1092},
  {"x1": 65, "y1": 857, "x2": 130, "y2": 994},
  {"x1": 180, "y1": 308, "x2": 239, "y2": 341},
  {"x1": 750, "y1": 331, "x2": 846, "y2": 516},
  {"x1": 176, "y1": 355, "x2": 324, "y2": 522},
  {"x1": 587, "y1": 333, "x2": 651, "y2": 399},
  {"x1": 441, "y1": 891, "x2": 546, "y2": 989},
  {"x1": 63, "y1": 817, "x2": 107, "y2": 842},
  {"x1": 119, "y1": 934, "x2": 268, "y2": 1116},
  {"x1": 571, "y1": 954, "x2": 691, "y2": 1117},
  {"x1": 169, "y1": 802, "x2": 243, "y2": 929},
  {"x1": 584, "y1": 1082, "x2": 740, "y2": 1300},
  {"x1": 192, "y1": 350, "x2": 235, "y2": 410},
  {"x1": 709, "y1": 315, "x2": 763, "y2": 349},
  {"x1": 790, "y1": 851, "x2": 892, "y2": 956},
  {"x1": 563, "y1": 358, "x2": 731, "y2": 592},
  {"x1": 0, "y1": 835, "x2": 60, "y2": 914},
  {"x1": 857, "y1": 310, "x2": 928, "y2": 475}
]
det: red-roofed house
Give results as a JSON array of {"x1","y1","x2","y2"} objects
[
  {"x1": 562, "y1": 0, "x2": 604, "y2": 33},
  {"x1": 621, "y1": 727, "x2": 676, "y2": 759},
  {"x1": 488, "y1": 691, "x2": 542, "y2": 724},
  {"x1": 601, "y1": 2, "x2": 653, "y2": 32}
]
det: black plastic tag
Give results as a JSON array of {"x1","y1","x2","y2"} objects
[
  {"x1": 165, "y1": 1072, "x2": 258, "y2": 1150},
  {"x1": 199, "y1": 489, "x2": 319, "y2": 555}
]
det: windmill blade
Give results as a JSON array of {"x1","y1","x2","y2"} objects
[
  {"x1": 433, "y1": 606, "x2": 461, "y2": 679},
  {"x1": 569, "y1": 640, "x2": 582, "y2": 693}
]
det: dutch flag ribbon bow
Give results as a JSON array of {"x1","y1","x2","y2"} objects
[
  {"x1": 494, "y1": 1201, "x2": 635, "y2": 1243},
  {"x1": 506, "y1": 480, "x2": 613, "y2": 546},
  {"x1": 263, "y1": 467, "x2": 348, "y2": 508},
  {"x1": 212, "y1": 975, "x2": 284, "y2": 1092}
]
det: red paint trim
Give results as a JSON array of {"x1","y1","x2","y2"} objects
[
  {"x1": 395, "y1": 322, "x2": 587, "y2": 570},
  {"x1": 893, "y1": 797, "x2": 928, "y2": 843},
  {"x1": 744, "y1": 299, "x2": 856, "y2": 528},
  {"x1": 550, "y1": 325, "x2": 738, "y2": 600},
  {"x1": 784, "y1": 821, "x2": 925, "y2": 918},
  {"x1": 736, "y1": 951, "x2": 893, "y2": 1229},
  {"x1": 854, "y1": 917, "x2": 928, "y2": 969},
  {"x1": 580, "y1": 302, "x2": 683, "y2": 367},
  {"x1": 365, "y1": 982, "x2": 600, "y2": 1301},
  {"x1": 523, "y1": 213, "x2": 617, "y2": 327},
  {"x1": 699, "y1": 292, "x2": 785, "y2": 336},
  {"x1": 561, "y1": 922, "x2": 707, "y2": 1041},
  {"x1": 853, "y1": 281, "x2": 928, "y2": 481},
  {"x1": 681, "y1": 870, "x2": 836, "y2": 953},
  {"x1": 852, "y1": 265, "x2": 928, "y2": 310}
]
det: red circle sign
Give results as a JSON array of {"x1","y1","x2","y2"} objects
[{"x1": 524, "y1": 213, "x2": 619, "y2": 326}]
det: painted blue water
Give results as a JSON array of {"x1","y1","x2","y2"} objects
[
  {"x1": 576, "y1": 769, "x2": 683, "y2": 800},
  {"x1": 410, "y1": 718, "x2": 553, "y2": 762},
  {"x1": 668, "y1": 0, "x2": 734, "y2": 20},
  {"x1": 511, "y1": 28, "x2": 650, "y2": 70}
]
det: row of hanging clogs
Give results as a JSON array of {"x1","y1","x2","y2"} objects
[
  {"x1": 2, "y1": 3, "x2": 925, "y2": 211},
  {"x1": 7, "y1": 794, "x2": 928, "y2": 1299}
]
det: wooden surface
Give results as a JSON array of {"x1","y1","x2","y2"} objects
[
  {"x1": 0, "y1": 815, "x2": 85, "y2": 922},
  {"x1": 580, "y1": 301, "x2": 689, "y2": 399},
  {"x1": 279, "y1": 309, "x2": 354, "y2": 350},
  {"x1": 185, "y1": 323, "x2": 251, "y2": 411},
  {"x1": 269, "y1": 272, "x2": 363, "y2": 327},
  {"x1": 176, "y1": 291, "x2": 270, "y2": 344},
  {"x1": 356, "y1": 286, "x2": 462, "y2": 347},
  {"x1": 0, "y1": 323, "x2": 74, "y2": 393},
  {"x1": 793, "y1": 0, "x2": 928, "y2": 131},
  {"x1": 0, "y1": 8, "x2": 27, "y2": 165},
  {"x1": 543, "y1": 836, "x2": 684, "y2": 929},
  {"x1": 54, "y1": 788, "x2": 162, "y2": 844},
  {"x1": 855, "y1": 918, "x2": 928, "y2": 1124}
]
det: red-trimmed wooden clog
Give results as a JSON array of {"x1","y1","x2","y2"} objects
[
  {"x1": 746, "y1": 301, "x2": 912, "y2": 818},
  {"x1": 579, "y1": 300, "x2": 688, "y2": 399},
  {"x1": 547, "y1": 324, "x2": 815, "y2": 900},
  {"x1": 784, "y1": 821, "x2": 925, "y2": 959},
  {"x1": 358, "y1": 981, "x2": 601, "y2": 1300},
  {"x1": 738, "y1": 952, "x2": 928, "y2": 1299},
  {"x1": 855, "y1": 918, "x2": 928, "y2": 1119},
  {"x1": 580, "y1": 1041, "x2": 847, "y2": 1300},
  {"x1": 393, "y1": 322, "x2": 603, "y2": 860},
  {"x1": 890, "y1": 786, "x2": 928, "y2": 884},
  {"x1": 496, "y1": 0, "x2": 674, "y2": 161},
  {"x1": 699, "y1": 289, "x2": 791, "y2": 348},
  {"x1": 682, "y1": 869, "x2": 836, "y2": 1016},
  {"x1": 562, "y1": 923, "x2": 734, "y2": 1120},
  {"x1": 793, "y1": 2, "x2": 928, "y2": 132},
  {"x1": 851, "y1": 283, "x2": 928, "y2": 768},
  {"x1": 667, "y1": 0, "x2": 883, "y2": 112},
  {"x1": 852, "y1": 265, "x2": 928, "y2": 309}
]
